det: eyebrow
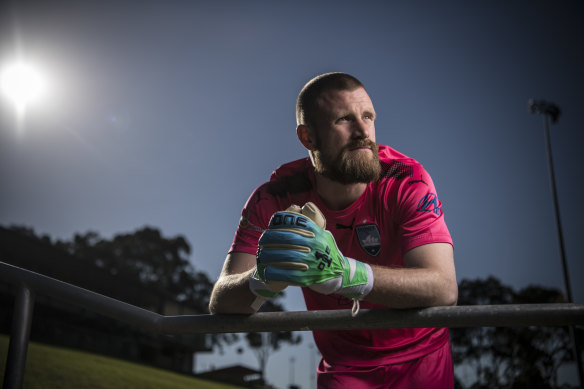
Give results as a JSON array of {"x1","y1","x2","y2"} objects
[{"x1": 364, "y1": 110, "x2": 376, "y2": 119}]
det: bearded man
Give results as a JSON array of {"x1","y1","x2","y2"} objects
[{"x1": 209, "y1": 72, "x2": 458, "y2": 388}]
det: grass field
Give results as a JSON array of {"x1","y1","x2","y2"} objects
[{"x1": 0, "y1": 334, "x2": 243, "y2": 389}]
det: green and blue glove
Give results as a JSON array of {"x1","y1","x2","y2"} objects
[{"x1": 255, "y1": 202, "x2": 374, "y2": 301}]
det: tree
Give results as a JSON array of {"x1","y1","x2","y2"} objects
[
  {"x1": 451, "y1": 276, "x2": 577, "y2": 389},
  {"x1": 60, "y1": 226, "x2": 213, "y2": 313}
]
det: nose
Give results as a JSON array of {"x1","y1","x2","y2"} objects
[{"x1": 352, "y1": 118, "x2": 371, "y2": 139}]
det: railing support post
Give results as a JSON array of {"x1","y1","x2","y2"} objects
[{"x1": 3, "y1": 284, "x2": 35, "y2": 389}]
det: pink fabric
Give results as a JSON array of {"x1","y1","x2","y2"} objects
[
  {"x1": 230, "y1": 144, "x2": 453, "y2": 367},
  {"x1": 316, "y1": 338, "x2": 454, "y2": 389}
]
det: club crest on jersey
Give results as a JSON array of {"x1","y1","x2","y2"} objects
[{"x1": 355, "y1": 224, "x2": 381, "y2": 256}]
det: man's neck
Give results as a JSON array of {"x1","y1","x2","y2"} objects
[{"x1": 314, "y1": 172, "x2": 368, "y2": 211}]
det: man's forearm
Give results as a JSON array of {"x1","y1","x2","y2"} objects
[
  {"x1": 365, "y1": 265, "x2": 458, "y2": 309},
  {"x1": 209, "y1": 268, "x2": 257, "y2": 314}
]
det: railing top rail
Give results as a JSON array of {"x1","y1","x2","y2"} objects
[{"x1": 1, "y1": 261, "x2": 583, "y2": 334}]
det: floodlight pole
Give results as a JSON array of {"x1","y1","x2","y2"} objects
[{"x1": 529, "y1": 99, "x2": 583, "y2": 388}]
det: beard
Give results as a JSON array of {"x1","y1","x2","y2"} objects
[{"x1": 312, "y1": 138, "x2": 381, "y2": 184}]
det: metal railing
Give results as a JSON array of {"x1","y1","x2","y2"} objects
[{"x1": 2, "y1": 261, "x2": 584, "y2": 389}]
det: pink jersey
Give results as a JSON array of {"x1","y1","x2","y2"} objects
[{"x1": 230, "y1": 144, "x2": 453, "y2": 366}]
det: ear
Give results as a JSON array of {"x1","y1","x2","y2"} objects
[{"x1": 297, "y1": 124, "x2": 315, "y2": 151}]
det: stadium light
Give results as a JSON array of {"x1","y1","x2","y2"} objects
[
  {"x1": 1, "y1": 61, "x2": 47, "y2": 116},
  {"x1": 529, "y1": 99, "x2": 583, "y2": 388}
]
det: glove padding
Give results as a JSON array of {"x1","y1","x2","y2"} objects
[{"x1": 256, "y1": 202, "x2": 374, "y2": 300}]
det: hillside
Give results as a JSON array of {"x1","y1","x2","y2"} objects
[{"x1": 0, "y1": 334, "x2": 243, "y2": 389}]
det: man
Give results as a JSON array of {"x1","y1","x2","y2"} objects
[{"x1": 209, "y1": 72, "x2": 457, "y2": 388}]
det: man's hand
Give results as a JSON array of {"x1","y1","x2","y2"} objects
[{"x1": 256, "y1": 202, "x2": 373, "y2": 300}]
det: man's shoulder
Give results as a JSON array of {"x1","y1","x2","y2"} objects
[
  {"x1": 377, "y1": 144, "x2": 425, "y2": 181},
  {"x1": 255, "y1": 157, "x2": 313, "y2": 199},
  {"x1": 269, "y1": 157, "x2": 312, "y2": 181}
]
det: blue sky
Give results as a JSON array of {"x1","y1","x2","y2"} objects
[{"x1": 1, "y1": 1, "x2": 583, "y2": 388}]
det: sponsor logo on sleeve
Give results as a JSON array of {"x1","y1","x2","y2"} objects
[{"x1": 416, "y1": 193, "x2": 442, "y2": 216}]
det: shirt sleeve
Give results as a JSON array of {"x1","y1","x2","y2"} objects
[
  {"x1": 229, "y1": 183, "x2": 277, "y2": 255},
  {"x1": 395, "y1": 163, "x2": 453, "y2": 254}
]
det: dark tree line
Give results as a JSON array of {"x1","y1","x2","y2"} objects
[
  {"x1": 0, "y1": 225, "x2": 220, "y2": 373},
  {"x1": 0, "y1": 225, "x2": 300, "y2": 378},
  {"x1": 56, "y1": 227, "x2": 213, "y2": 313},
  {"x1": 452, "y1": 276, "x2": 581, "y2": 389}
]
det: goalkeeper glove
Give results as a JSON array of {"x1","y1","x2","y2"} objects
[
  {"x1": 248, "y1": 269, "x2": 288, "y2": 311},
  {"x1": 256, "y1": 202, "x2": 374, "y2": 302}
]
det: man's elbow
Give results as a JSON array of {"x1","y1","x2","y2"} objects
[
  {"x1": 208, "y1": 284, "x2": 229, "y2": 315},
  {"x1": 208, "y1": 290, "x2": 220, "y2": 314},
  {"x1": 439, "y1": 281, "x2": 458, "y2": 306},
  {"x1": 208, "y1": 288, "x2": 232, "y2": 314},
  {"x1": 208, "y1": 299, "x2": 220, "y2": 315},
  {"x1": 208, "y1": 284, "x2": 256, "y2": 315}
]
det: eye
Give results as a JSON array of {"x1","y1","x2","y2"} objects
[{"x1": 336, "y1": 115, "x2": 351, "y2": 123}]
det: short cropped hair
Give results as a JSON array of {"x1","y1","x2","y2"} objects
[{"x1": 296, "y1": 72, "x2": 365, "y2": 127}]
